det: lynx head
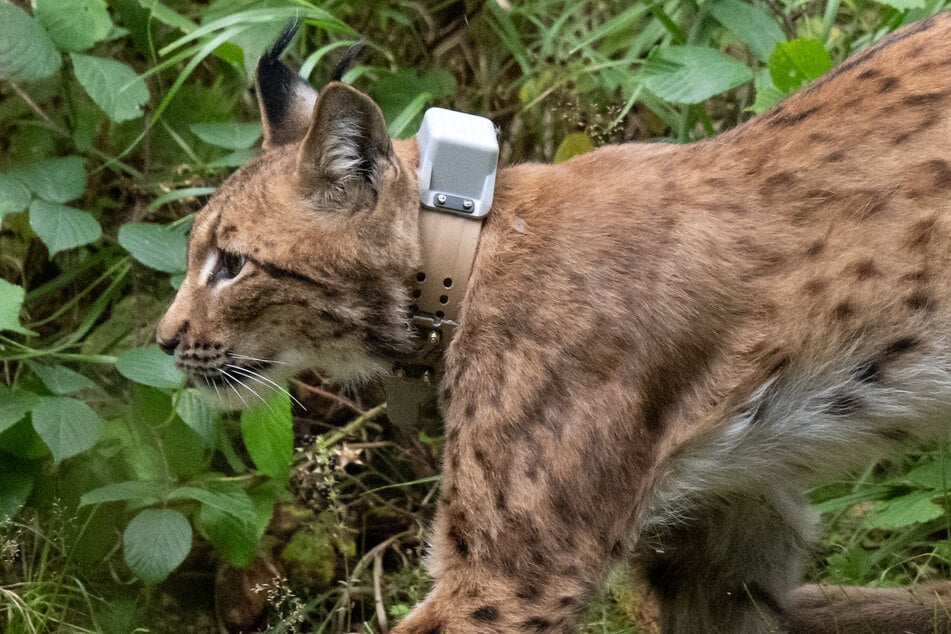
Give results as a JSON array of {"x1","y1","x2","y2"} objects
[{"x1": 156, "y1": 26, "x2": 421, "y2": 408}]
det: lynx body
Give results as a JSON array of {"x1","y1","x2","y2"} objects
[{"x1": 158, "y1": 14, "x2": 951, "y2": 632}]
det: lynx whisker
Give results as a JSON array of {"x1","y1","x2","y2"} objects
[
  {"x1": 226, "y1": 352, "x2": 290, "y2": 366},
  {"x1": 225, "y1": 363, "x2": 307, "y2": 411},
  {"x1": 218, "y1": 370, "x2": 250, "y2": 409},
  {"x1": 221, "y1": 367, "x2": 271, "y2": 410}
]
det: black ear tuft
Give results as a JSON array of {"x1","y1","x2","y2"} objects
[
  {"x1": 330, "y1": 40, "x2": 366, "y2": 82},
  {"x1": 255, "y1": 21, "x2": 317, "y2": 149},
  {"x1": 263, "y1": 20, "x2": 300, "y2": 66}
]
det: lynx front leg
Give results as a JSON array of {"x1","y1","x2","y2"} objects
[{"x1": 392, "y1": 370, "x2": 656, "y2": 632}]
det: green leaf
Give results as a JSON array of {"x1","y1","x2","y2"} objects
[
  {"x1": 116, "y1": 345, "x2": 184, "y2": 389},
  {"x1": 0, "y1": 386, "x2": 39, "y2": 435},
  {"x1": 176, "y1": 390, "x2": 216, "y2": 448},
  {"x1": 903, "y1": 459, "x2": 951, "y2": 491},
  {"x1": 31, "y1": 363, "x2": 96, "y2": 395},
  {"x1": 12, "y1": 156, "x2": 86, "y2": 203},
  {"x1": 35, "y1": 0, "x2": 112, "y2": 52},
  {"x1": 750, "y1": 68, "x2": 786, "y2": 114},
  {"x1": 190, "y1": 122, "x2": 262, "y2": 150},
  {"x1": 372, "y1": 68, "x2": 456, "y2": 138},
  {"x1": 0, "y1": 173, "x2": 31, "y2": 217},
  {"x1": 0, "y1": 279, "x2": 38, "y2": 336},
  {"x1": 182, "y1": 483, "x2": 259, "y2": 567},
  {"x1": 118, "y1": 222, "x2": 187, "y2": 273},
  {"x1": 709, "y1": 0, "x2": 786, "y2": 62},
  {"x1": 554, "y1": 132, "x2": 594, "y2": 164},
  {"x1": 874, "y1": 0, "x2": 926, "y2": 8},
  {"x1": 865, "y1": 491, "x2": 945, "y2": 530},
  {"x1": 70, "y1": 53, "x2": 150, "y2": 122},
  {"x1": 123, "y1": 508, "x2": 192, "y2": 583},
  {"x1": 80, "y1": 480, "x2": 164, "y2": 507},
  {"x1": 0, "y1": 471, "x2": 34, "y2": 519},
  {"x1": 768, "y1": 39, "x2": 832, "y2": 92},
  {"x1": 135, "y1": 0, "x2": 197, "y2": 33},
  {"x1": 30, "y1": 396, "x2": 102, "y2": 464},
  {"x1": 240, "y1": 391, "x2": 293, "y2": 481},
  {"x1": 0, "y1": 2, "x2": 61, "y2": 81},
  {"x1": 641, "y1": 45, "x2": 753, "y2": 104},
  {"x1": 29, "y1": 200, "x2": 102, "y2": 257}
]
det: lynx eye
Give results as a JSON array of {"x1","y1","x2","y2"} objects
[{"x1": 211, "y1": 250, "x2": 246, "y2": 283}]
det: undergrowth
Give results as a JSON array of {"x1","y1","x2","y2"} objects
[{"x1": 2, "y1": 1, "x2": 951, "y2": 632}]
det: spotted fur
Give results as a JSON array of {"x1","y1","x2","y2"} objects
[{"x1": 158, "y1": 12, "x2": 951, "y2": 633}]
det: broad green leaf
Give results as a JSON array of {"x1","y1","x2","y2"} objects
[
  {"x1": 190, "y1": 122, "x2": 262, "y2": 150},
  {"x1": 903, "y1": 459, "x2": 951, "y2": 490},
  {"x1": 185, "y1": 483, "x2": 259, "y2": 567},
  {"x1": 29, "y1": 200, "x2": 102, "y2": 257},
  {"x1": 240, "y1": 391, "x2": 293, "y2": 481},
  {"x1": 768, "y1": 39, "x2": 832, "y2": 92},
  {"x1": 118, "y1": 223, "x2": 187, "y2": 273},
  {"x1": 80, "y1": 480, "x2": 164, "y2": 507},
  {"x1": 0, "y1": 386, "x2": 39, "y2": 434},
  {"x1": 641, "y1": 45, "x2": 753, "y2": 104},
  {"x1": 30, "y1": 396, "x2": 102, "y2": 464},
  {"x1": 12, "y1": 156, "x2": 86, "y2": 203},
  {"x1": 31, "y1": 363, "x2": 96, "y2": 395},
  {"x1": 750, "y1": 68, "x2": 786, "y2": 114},
  {"x1": 710, "y1": 0, "x2": 786, "y2": 62},
  {"x1": 865, "y1": 491, "x2": 945, "y2": 530},
  {"x1": 874, "y1": 0, "x2": 926, "y2": 8},
  {"x1": 176, "y1": 390, "x2": 216, "y2": 448},
  {"x1": 116, "y1": 345, "x2": 183, "y2": 389},
  {"x1": 135, "y1": 0, "x2": 197, "y2": 32},
  {"x1": 208, "y1": 149, "x2": 258, "y2": 168},
  {"x1": 0, "y1": 173, "x2": 31, "y2": 217},
  {"x1": 0, "y1": 3, "x2": 61, "y2": 81},
  {"x1": 0, "y1": 419, "x2": 48, "y2": 460},
  {"x1": 71, "y1": 53, "x2": 150, "y2": 122},
  {"x1": 0, "y1": 471, "x2": 34, "y2": 519},
  {"x1": 554, "y1": 133, "x2": 594, "y2": 164},
  {"x1": 0, "y1": 279, "x2": 38, "y2": 336},
  {"x1": 123, "y1": 508, "x2": 192, "y2": 583},
  {"x1": 35, "y1": 0, "x2": 112, "y2": 52}
]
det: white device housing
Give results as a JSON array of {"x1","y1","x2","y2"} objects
[{"x1": 417, "y1": 108, "x2": 499, "y2": 218}]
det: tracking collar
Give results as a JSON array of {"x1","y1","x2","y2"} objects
[{"x1": 383, "y1": 108, "x2": 499, "y2": 426}]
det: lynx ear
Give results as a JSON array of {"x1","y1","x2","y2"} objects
[
  {"x1": 255, "y1": 22, "x2": 317, "y2": 149},
  {"x1": 297, "y1": 82, "x2": 393, "y2": 206}
]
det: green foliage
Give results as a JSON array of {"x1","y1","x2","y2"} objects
[
  {"x1": 2, "y1": 1, "x2": 951, "y2": 631},
  {"x1": 0, "y1": 2, "x2": 61, "y2": 81},
  {"x1": 70, "y1": 53, "x2": 150, "y2": 122},
  {"x1": 30, "y1": 396, "x2": 101, "y2": 464},
  {"x1": 0, "y1": 279, "x2": 36, "y2": 336},
  {"x1": 769, "y1": 39, "x2": 833, "y2": 92},
  {"x1": 122, "y1": 508, "x2": 192, "y2": 584},
  {"x1": 641, "y1": 45, "x2": 754, "y2": 104}
]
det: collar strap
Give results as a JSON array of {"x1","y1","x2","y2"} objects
[
  {"x1": 383, "y1": 209, "x2": 483, "y2": 426},
  {"x1": 399, "y1": 209, "x2": 484, "y2": 377},
  {"x1": 386, "y1": 107, "x2": 497, "y2": 424}
]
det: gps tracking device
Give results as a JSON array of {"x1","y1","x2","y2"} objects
[{"x1": 417, "y1": 108, "x2": 499, "y2": 217}]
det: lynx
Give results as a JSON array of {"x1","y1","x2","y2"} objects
[{"x1": 158, "y1": 12, "x2": 951, "y2": 633}]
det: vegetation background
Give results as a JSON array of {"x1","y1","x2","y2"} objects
[{"x1": 2, "y1": 0, "x2": 951, "y2": 632}]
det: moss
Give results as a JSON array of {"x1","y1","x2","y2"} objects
[{"x1": 279, "y1": 510, "x2": 355, "y2": 589}]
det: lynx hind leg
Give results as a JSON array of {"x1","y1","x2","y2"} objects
[
  {"x1": 785, "y1": 582, "x2": 951, "y2": 633},
  {"x1": 637, "y1": 488, "x2": 815, "y2": 634}
]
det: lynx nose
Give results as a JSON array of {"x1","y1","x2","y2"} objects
[{"x1": 158, "y1": 334, "x2": 180, "y2": 355}]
